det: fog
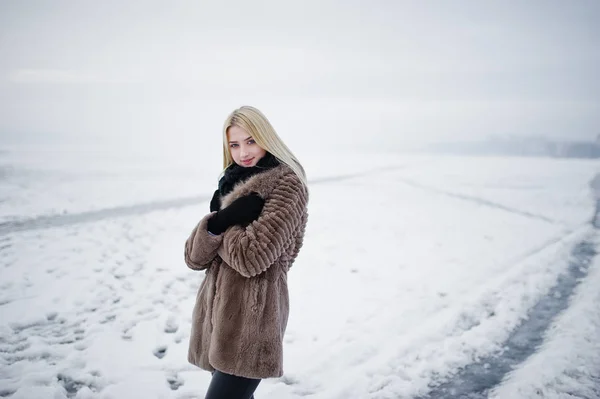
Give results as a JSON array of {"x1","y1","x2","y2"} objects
[
  {"x1": 1, "y1": 0, "x2": 599, "y2": 154},
  {"x1": 2, "y1": 3, "x2": 600, "y2": 397}
]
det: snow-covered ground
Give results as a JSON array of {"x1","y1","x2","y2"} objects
[{"x1": 1, "y1": 148, "x2": 599, "y2": 398}]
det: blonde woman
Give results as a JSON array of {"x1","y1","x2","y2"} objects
[{"x1": 184, "y1": 106, "x2": 309, "y2": 398}]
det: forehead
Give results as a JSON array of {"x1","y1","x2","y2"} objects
[{"x1": 227, "y1": 125, "x2": 251, "y2": 141}]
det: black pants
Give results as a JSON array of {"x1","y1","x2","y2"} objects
[{"x1": 205, "y1": 370, "x2": 261, "y2": 399}]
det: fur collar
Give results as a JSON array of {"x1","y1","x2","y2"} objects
[
  {"x1": 218, "y1": 153, "x2": 280, "y2": 198},
  {"x1": 220, "y1": 164, "x2": 292, "y2": 209}
]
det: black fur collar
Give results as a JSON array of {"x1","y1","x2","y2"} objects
[{"x1": 218, "y1": 152, "x2": 280, "y2": 198}]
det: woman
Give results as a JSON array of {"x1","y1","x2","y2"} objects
[{"x1": 184, "y1": 106, "x2": 309, "y2": 399}]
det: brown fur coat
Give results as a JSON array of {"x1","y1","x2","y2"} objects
[{"x1": 184, "y1": 164, "x2": 308, "y2": 379}]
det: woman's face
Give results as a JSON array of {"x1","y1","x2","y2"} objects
[{"x1": 227, "y1": 125, "x2": 266, "y2": 168}]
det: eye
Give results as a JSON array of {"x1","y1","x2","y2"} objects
[
  {"x1": 229, "y1": 143, "x2": 239, "y2": 148},
  {"x1": 247, "y1": 139, "x2": 256, "y2": 145}
]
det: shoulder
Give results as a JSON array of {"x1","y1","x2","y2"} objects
[{"x1": 249, "y1": 164, "x2": 305, "y2": 197}]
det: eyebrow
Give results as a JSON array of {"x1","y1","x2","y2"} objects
[{"x1": 228, "y1": 136, "x2": 253, "y2": 143}]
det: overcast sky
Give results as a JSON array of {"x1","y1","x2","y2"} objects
[{"x1": 1, "y1": 0, "x2": 599, "y2": 152}]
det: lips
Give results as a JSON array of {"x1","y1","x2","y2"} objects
[{"x1": 242, "y1": 158, "x2": 254, "y2": 165}]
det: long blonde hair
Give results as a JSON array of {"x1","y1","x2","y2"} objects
[{"x1": 221, "y1": 106, "x2": 308, "y2": 188}]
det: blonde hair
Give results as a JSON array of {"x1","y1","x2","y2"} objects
[{"x1": 221, "y1": 106, "x2": 308, "y2": 188}]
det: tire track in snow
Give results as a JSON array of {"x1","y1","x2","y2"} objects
[
  {"x1": 418, "y1": 212, "x2": 599, "y2": 398},
  {"x1": 397, "y1": 177, "x2": 560, "y2": 225},
  {"x1": 0, "y1": 195, "x2": 212, "y2": 236},
  {"x1": 286, "y1": 181, "x2": 586, "y2": 399},
  {"x1": 0, "y1": 165, "x2": 406, "y2": 236}
]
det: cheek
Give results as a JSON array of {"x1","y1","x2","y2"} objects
[{"x1": 255, "y1": 147, "x2": 266, "y2": 158}]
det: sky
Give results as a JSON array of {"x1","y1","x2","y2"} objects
[{"x1": 0, "y1": 0, "x2": 599, "y2": 152}]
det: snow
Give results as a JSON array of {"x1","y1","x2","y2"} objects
[
  {"x1": 490, "y1": 236, "x2": 600, "y2": 399},
  {"x1": 1, "y1": 147, "x2": 599, "y2": 398}
]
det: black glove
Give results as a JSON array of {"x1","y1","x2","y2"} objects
[
  {"x1": 209, "y1": 189, "x2": 221, "y2": 212},
  {"x1": 207, "y1": 192, "x2": 265, "y2": 235}
]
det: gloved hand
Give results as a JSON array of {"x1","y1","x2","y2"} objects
[
  {"x1": 209, "y1": 189, "x2": 221, "y2": 212},
  {"x1": 207, "y1": 192, "x2": 265, "y2": 235}
]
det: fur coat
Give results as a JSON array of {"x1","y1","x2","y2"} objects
[{"x1": 184, "y1": 164, "x2": 309, "y2": 379}]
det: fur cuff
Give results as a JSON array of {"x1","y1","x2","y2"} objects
[{"x1": 184, "y1": 212, "x2": 223, "y2": 270}]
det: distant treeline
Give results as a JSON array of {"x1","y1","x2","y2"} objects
[{"x1": 429, "y1": 137, "x2": 600, "y2": 159}]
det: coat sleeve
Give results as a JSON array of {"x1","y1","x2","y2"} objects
[
  {"x1": 184, "y1": 211, "x2": 224, "y2": 270},
  {"x1": 217, "y1": 172, "x2": 308, "y2": 278}
]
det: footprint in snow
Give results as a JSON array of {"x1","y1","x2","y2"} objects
[
  {"x1": 153, "y1": 346, "x2": 167, "y2": 359},
  {"x1": 0, "y1": 388, "x2": 16, "y2": 397},
  {"x1": 164, "y1": 316, "x2": 179, "y2": 334},
  {"x1": 167, "y1": 374, "x2": 184, "y2": 391}
]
